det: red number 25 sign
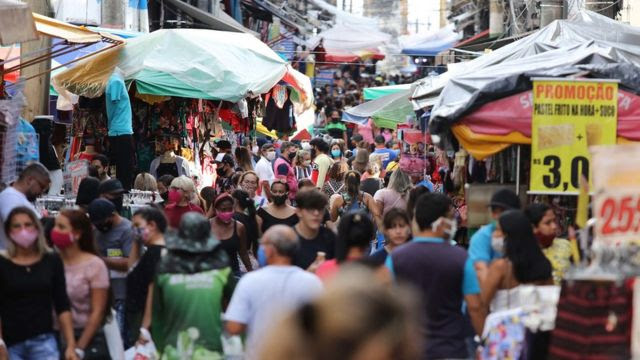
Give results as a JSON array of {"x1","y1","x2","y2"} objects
[{"x1": 594, "y1": 190, "x2": 640, "y2": 245}]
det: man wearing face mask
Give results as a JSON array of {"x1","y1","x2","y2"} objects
[
  {"x1": 273, "y1": 141, "x2": 299, "y2": 203},
  {"x1": 225, "y1": 225, "x2": 323, "y2": 360},
  {"x1": 254, "y1": 143, "x2": 276, "y2": 198},
  {"x1": 98, "y1": 178, "x2": 126, "y2": 214},
  {"x1": 386, "y1": 193, "x2": 485, "y2": 359},
  {"x1": 214, "y1": 153, "x2": 236, "y2": 194},
  {"x1": 325, "y1": 110, "x2": 348, "y2": 144},
  {"x1": 468, "y1": 188, "x2": 521, "y2": 284},
  {"x1": 0, "y1": 163, "x2": 50, "y2": 249},
  {"x1": 88, "y1": 198, "x2": 134, "y2": 340}
]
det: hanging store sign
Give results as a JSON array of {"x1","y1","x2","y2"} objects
[
  {"x1": 529, "y1": 79, "x2": 618, "y2": 194},
  {"x1": 591, "y1": 144, "x2": 640, "y2": 245}
]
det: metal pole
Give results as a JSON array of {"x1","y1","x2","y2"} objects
[{"x1": 516, "y1": 145, "x2": 521, "y2": 195}]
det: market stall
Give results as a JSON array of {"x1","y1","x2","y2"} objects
[{"x1": 53, "y1": 27, "x2": 313, "y2": 192}]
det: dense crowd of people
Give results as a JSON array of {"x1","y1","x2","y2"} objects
[{"x1": 0, "y1": 126, "x2": 574, "y2": 359}]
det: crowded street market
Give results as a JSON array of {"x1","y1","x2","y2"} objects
[{"x1": 1, "y1": 0, "x2": 640, "y2": 359}]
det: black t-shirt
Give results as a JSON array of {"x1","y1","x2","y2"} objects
[
  {"x1": 293, "y1": 227, "x2": 336, "y2": 269},
  {"x1": 0, "y1": 252, "x2": 70, "y2": 346},
  {"x1": 126, "y1": 245, "x2": 164, "y2": 314}
]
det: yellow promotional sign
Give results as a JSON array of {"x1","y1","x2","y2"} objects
[{"x1": 530, "y1": 79, "x2": 618, "y2": 194}]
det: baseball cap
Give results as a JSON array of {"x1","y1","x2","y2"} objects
[
  {"x1": 98, "y1": 179, "x2": 125, "y2": 195},
  {"x1": 489, "y1": 189, "x2": 521, "y2": 210},
  {"x1": 215, "y1": 153, "x2": 235, "y2": 166},
  {"x1": 88, "y1": 198, "x2": 116, "y2": 224}
]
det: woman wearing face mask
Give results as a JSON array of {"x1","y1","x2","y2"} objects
[
  {"x1": 330, "y1": 141, "x2": 346, "y2": 163},
  {"x1": 525, "y1": 203, "x2": 577, "y2": 285},
  {"x1": 0, "y1": 207, "x2": 77, "y2": 360},
  {"x1": 124, "y1": 206, "x2": 166, "y2": 347},
  {"x1": 53, "y1": 209, "x2": 110, "y2": 359},
  {"x1": 294, "y1": 150, "x2": 312, "y2": 181},
  {"x1": 163, "y1": 176, "x2": 204, "y2": 229},
  {"x1": 369, "y1": 208, "x2": 412, "y2": 266},
  {"x1": 482, "y1": 210, "x2": 553, "y2": 313},
  {"x1": 239, "y1": 171, "x2": 267, "y2": 209},
  {"x1": 232, "y1": 190, "x2": 260, "y2": 271},
  {"x1": 256, "y1": 181, "x2": 299, "y2": 235},
  {"x1": 210, "y1": 194, "x2": 252, "y2": 275}
]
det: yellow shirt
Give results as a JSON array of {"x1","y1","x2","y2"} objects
[{"x1": 542, "y1": 238, "x2": 572, "y2": 285}]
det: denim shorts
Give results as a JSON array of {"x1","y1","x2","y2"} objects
[{"x1": 8, "y1": 332, "x2": 59, "y2": 360}]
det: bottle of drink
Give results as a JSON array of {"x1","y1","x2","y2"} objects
[{"x1": 307, "y1": 251, "x2": 326, "y2": 273}]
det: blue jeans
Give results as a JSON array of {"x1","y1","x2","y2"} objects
[{"x1": 8, "y1": 333, "x2": 59, "y2": 360}]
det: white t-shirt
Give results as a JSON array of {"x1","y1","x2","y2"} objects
[
  {"x1": 225, "y1": 266, "x2": 323, "y2": 359},
  {"x1": 0, "y1": 187, "x2": 41, "y2": 249},
  {"x1": 254, "y1": 157, "x2": 275, "y2": 186}
]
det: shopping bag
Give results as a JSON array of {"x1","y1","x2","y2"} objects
[
  {"x1": 103, "y1": 309, "x2": 125, "y2": 360},
  {"x1": 124, "y1": 328, "x2": 158, "y2": 360}
]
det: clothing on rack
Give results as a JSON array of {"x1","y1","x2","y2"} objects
[
  {"x1": 262, "y1": 86, "x2": 295, "y2": 134},
  {"x1": 548, "y1": 279, "x2": 632, "y2": 360}
]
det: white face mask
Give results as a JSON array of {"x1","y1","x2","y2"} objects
[
  {"x1": 252, "y1": 145, "x2": 259, "y2": 154},
  {"x1": 301, "y1": 142, "x2": 311, "y2": 150},
  {"x1": 431, "y1": 217, "x2": 458, "y2": 241},
  {"x1": 265, "y1": 151, "x2": 276, "y2": 161},
  {"x1": 491, "y1": 235, "x2": 504, "y2": 254},
  {"x1": 303, "y1": 160, "x2": 311, "y2": 167}
]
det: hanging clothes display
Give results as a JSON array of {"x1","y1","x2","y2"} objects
[
  {"x1": 262, "y1": 85, "x2": 296, "y2": 135},
  {"x1": 548, "y1": 280, "x2": 632, "y2": 360}
]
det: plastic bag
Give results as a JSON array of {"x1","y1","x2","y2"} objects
[
  {"x1": 103, "y1": 309, "x2": 125, "y2": 360},
  {"x1": 124, "y1": 328, "x2": 158, "y2": 360}
]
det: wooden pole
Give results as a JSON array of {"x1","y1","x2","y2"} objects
[{"x1": 21, "y1": 0, "x2": 53, "y2": 121}]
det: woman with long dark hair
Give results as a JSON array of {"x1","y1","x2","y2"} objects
[
  {"x1": 53, "y1": 209, "x2": 110, "y2": 359},
  {"x1": 0, "y1": 207, "x2": 76, "y2": 360},
  {"x1": 210, "y1": 193, "x2": 252, "y2": 274},
  {"x1": 232, "y1": 189, "x2": 259, "y2": 270},
  {"x1": 329, "y1": 170, "x2": 377, "y2": 223},
  {"x1": 316, "y1": 211, "x2": 375, "y2": 281},
  {"x1": 481, "y1": 210, "x2": 553, "y2": 312},
  {"x1": 525, "y1": 203, "x2": 576, "y2": 285},
  {"x1": 235, "y1": 147, "x2": 254, "y2": 172}
]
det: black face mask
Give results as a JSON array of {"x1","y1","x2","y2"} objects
[
  {"x1": 216, "y1": 167, "x2": 227, "y2": 177},
  {"x1": 272, "y1": 194, "x2": 287, "y2": 206},
  {"x1": 95, "y1": 221, "x2": 113, "y2": 233},
  {"x1": 287, "y1": 152, "x2": 296, "y2": 162},
  {"x1": 160, "y1": 192, "x2": 169, "y2": 202}
]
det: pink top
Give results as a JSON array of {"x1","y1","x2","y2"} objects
[
  {"x1": 315, "y1": 259, "x2": 340, "y2": 281},
  {"x1": 64, "y1": 255, "x2": 109, "y2": 329},
  {"x1": 374, "y1": 188, "x2": 407, "y2": 215}
]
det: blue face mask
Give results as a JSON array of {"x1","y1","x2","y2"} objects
[
  {"x1": 331, "y1": 149, "x2": 342, "y2": 158},
  {"x1": 257, "y1": 245, "x2": 268, "y2": 267}
]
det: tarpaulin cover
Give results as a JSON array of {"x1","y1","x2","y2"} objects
[
  {"x1": 306, "y1": 23, "x2": 391, "y2": 63},
  {"x1": 456, "y1": 88, "x2": 640, "y2": 159},
  {"x1": 424, "y1": 10, "x2": 640, "y2": 135},
  {"x1": 54, "y1": 29, "x2": 289, "y2": 101},
  {"x1": 363, "y1": 84, "x2": 411, "y2": 100},
  {"x1": 342, "y1": 88, "x2": 415, "y2": 129},
  {"x1": 400, "y1": 24, "x2": 461, "y2": 56}
]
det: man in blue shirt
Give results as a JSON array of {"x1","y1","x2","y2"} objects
[
  {"x1": 373, "y1": 135, "x2": 397, "y2": 169},
  {"x1": 386, "y1": 193, "x2": 486, "y2": 360},
  {"x1": 468, "y1": 188, "x2": 521, "y2": 283}
]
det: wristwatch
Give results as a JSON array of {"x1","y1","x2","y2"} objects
[{"x1": 75, "y1": 348, "x2": 85, "y2": 359}]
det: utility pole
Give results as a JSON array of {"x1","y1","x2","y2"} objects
[
  {"x1": 440, "y1": 0, "x2": 447, "y2": 28},
  {"x1": 22, "y1": 0, "x2": 53, "y2": 121}
]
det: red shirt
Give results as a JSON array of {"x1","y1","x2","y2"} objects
[{"x1": 164, "y1": 203, "x2": 204, "y2": 229}]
